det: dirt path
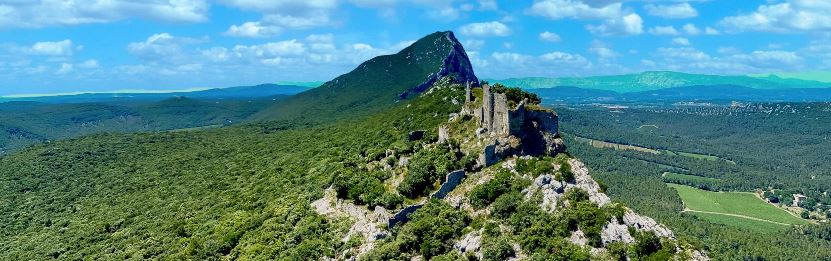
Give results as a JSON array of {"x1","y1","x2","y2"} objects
[{"x1": 682, "y1": 208, "x2": 792, "y2": 226}]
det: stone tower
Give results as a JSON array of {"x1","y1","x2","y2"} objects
[{"x1": 465, "y1": 81, "x2": 473, "y2": 103}]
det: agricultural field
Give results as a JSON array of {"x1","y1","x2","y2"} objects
[{"x1": 668, "y1": 184, "x2": 808, "y2": 232}]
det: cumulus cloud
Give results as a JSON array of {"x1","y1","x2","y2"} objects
[
  {"x1": 528, "y1": 0, "x2": 623, "y2": 20},
  {"x1": 652, "y1": 46, "x2": 805, "y2": 74},
  {"x1": 477, "y1": 50, "x2": 596, "y2": 78},
  {"x1": 645, "y1": 3, "x2": 698, "y2": 19},
  {"x1": 220, "y1": 0, "x2": 337, "y2": 37},
  {"x1": 0, "y1": 0, "x2": 208, "y2": 29},
  {"x1": 586, "y1": 13, "x2": 644, "y2": 36},
  {"x1": 28, "y1": 40, "x2": 74, "y2": 56},
  {"x1": 720, "y1": 0, "x2": 831, "y2": 32},
  {"x1": 127, "y1": 33, "x2": 206, "y2": 62},
  {"x1": 56, "y1": 63, "x2": 73, "y2": 74},
  {"x1": 528, "y1": 0, "x2": 642, "y2": 36},
  {"x1": 672, "y1": 37, "x2": 690, "y2": 46},
  {"x1": 649, "y1": 26, "x2": 679, "y2": 35},
  {"x1": 459, "y1": 21, "x2": 511, "y2": 37},
  {"x1": 539, "y1": 31, "x2": 562, "y2": 42},
  {"x1": 224, "y1": 22, "x2": 282, "y2": 37}
]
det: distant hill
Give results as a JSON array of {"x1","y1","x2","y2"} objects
[
  {"x1": 530, "y1": 85, "x2": 831, "y2": 104},
  {"x1": 251, "y1": 31, "x2": 478, "y2": 122},
  {"x1": 0, "y1": 97, "x2": 282, "y2": 154},
  {"x1": 1, "y1": 84, "x2": 310, "y2": 104},
  {"x1": 749, "y1": 72, "x2": 831, "y2": 83},
  {"x1": 490, "y1": 71, "x2": 831, "y2": 93}
]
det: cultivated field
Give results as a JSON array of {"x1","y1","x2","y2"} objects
[{"x1": 668, "y1": 184, "x2": 808, "y2": 232}]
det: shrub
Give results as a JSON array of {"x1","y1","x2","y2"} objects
[
  {"x1": 491, "y1": 192, "x2": 522, "y2": 219},
  {"x1": 469, "y1": 170, "x2": 513, "y2": 209},
  {"x1": 398, "y1": 147, "x2": 458, "y2": 198},
  {"x1": 482, "y1": 237, "x2": 514, "y2": 261}
]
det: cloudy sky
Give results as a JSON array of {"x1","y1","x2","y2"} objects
[{"x1": 0, "y1": 0, "x2": 829, "y2": 96}]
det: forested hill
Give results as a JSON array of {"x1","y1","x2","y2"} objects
[{"x1": 250, "y1": 31, "x2": 479, "y2": 123}]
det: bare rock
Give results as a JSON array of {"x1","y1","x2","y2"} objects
[
  {"x1": 570, "y1": 159, "x2": 611, "y2": 207},
  {"x1": 438, "y1": 125, "x2": 450, "y2": 143},
  {"x1": 569, "y1": 230, "x2": 588, "y2": 246},
  {"x1": 601, "y1": 218, "x2": 634, "y2": 245},
  {"x1": 454, "y1": 230, "x2": 483, "y2": 255},
  {"x1": 623, "y1": 210, "x2": 675, "y2": 239}
]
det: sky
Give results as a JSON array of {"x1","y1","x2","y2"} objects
[{"x1": 0, "y1": 0, "x2": 829, "y2": 96}]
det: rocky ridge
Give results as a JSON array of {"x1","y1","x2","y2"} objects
[{"x1": 311, "y1": 79, "x2": 707, "y2": 260}]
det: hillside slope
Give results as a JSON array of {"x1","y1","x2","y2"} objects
[{"x1": 251, "y1": 31, "x2": 478, "y2": 123}]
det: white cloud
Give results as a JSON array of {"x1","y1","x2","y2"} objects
[
  {"x1": 589, "y1": 46, "x2": 618, "y2": 58},
  {"x1": 224, "y1": 22, "x2": 281, "y2": 38},
  {"x1": 0, "y1": 0, "x2": 208, "y2": 29},
  {"x1": 28, "y1": 40, "x2": 74, "y2": 56},
  {"x1": 78, "y1": 59, "x2": 100, "y2": 69},
  {"x1": 539, "y1": 51, "x2": 591, "y2": 67},
  {"x1": 539, "y1": 31, "x2": 562, "y2": 42},
  {"x1": 645, "y1": 3, "x2": 698, "y2": 19},
  {"x1": 704, "y1": 27, "x2": 720, "y2": 35},
  {"x1": 720, "y1": 0, "x2": 831, "y2": 32},
  {"x1": 649, "y1": 26, "x2": 679, "y2": 35},
  {"x1": 56, "y1": 63, "x2": 73, "y2": 74},
  {"x1": 672, "y1": 37, "x2": 691, "y2": 46},
  {"x1": 587, "y1": 13, "x2": 644, "y2": 36},
  {"x1": 220, "y1": 0, "x2": 338, "y2": 37},
  {"x1": 683, "y1": 23, "x2": 701, "y2": 35},
  {"x1": 478, "y1": 0, "x2": 498, "y2": 10},
  {"x1": 127, "y1": 33, "x2": 206, "y2": 62},
  {"x1": 464, "y1": 40, "x2": 485, "y2": 50},
  {"x1": 652, "y1": 46, "x2": 805, "y2": 74},
  {"x1": 459, "y1": 21, "x2": 511, "y2": 37},
  {"x1": 528, "y1": 0, "x2": 623, "y2": 20}
]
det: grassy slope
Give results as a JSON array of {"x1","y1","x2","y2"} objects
[{"x1": 668, "y1": 184, "x2": 807, "y2": 225}]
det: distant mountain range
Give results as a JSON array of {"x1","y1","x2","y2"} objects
[
  {"x1": 0, "y1": 84, "x2": 312, "y2": 104},
  {"x1": 530, "y1": 85, "x2": 831, "y2": 104},
  {"x1": 489, "y1": 71, "x2": 831, "y2": 93}
]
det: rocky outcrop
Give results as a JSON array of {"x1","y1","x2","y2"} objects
[
  {"x1": 399, "y1": 32, "x2": 479, "y2": 99},
  {"x1": 623, "y1": 210, "x2": 675, "y2": 239},
  {"x1": 312, "y1": 189, "x2": 390, "y2": 258},
  {"x1": 454, "y1": 229, "x2": 483, "y2": 258}
]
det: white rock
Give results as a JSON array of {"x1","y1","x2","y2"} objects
[{"x1": 601, "y1": 218, "x2": 634, "y2": 245}]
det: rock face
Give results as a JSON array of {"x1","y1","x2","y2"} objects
[{"x1": 399, "y1": 32, "x2": 479, "y2": 99}]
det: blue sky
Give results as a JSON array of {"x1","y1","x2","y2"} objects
[{"x1": 0, "y1": 0, "x2": 829, "y2": 96}]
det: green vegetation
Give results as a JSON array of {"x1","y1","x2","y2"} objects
[
  {"x1": 333, "y1": 167, "x2": 402, "y2": 209},
  {"x1": 662, "y1": 172, "x2": 721, "y2": 190},
  {"x1": 468, "y1": 168, "x2": 528, "y2": 209},
  {"x1": 669, "y1": 184, "x2": 807, "y2": 225},
  {"x1": 365, "y1": 200, "x2": 470, "y2": 260},
  {"x1": 252, "y1": 31, "x2": 476, "y2": 124},
  {"x1": 398, "y1": 146, "x2": 459, "y2": 198},
  {"x1": 0, "y1": 97, "x2": 278, "y2": 154},
  {"x1": 560, "y1": 104, "x2": 831, "y2": 259},
  {"x1": 0, "y1": 75, "x2": 465, "y2": 259}
]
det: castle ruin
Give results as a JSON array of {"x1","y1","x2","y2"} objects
[{"x1": 465, "y1": 82, "x2": 563, "y2": 166}]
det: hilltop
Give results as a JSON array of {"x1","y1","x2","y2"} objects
[{"x1": 250, "y1": 31, "x2": 478, "y2": 123}]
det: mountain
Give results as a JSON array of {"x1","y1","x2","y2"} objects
[
  {"x1": 0, "y1": 31, "x2": 708, "y2": 260},
  {"x1": 490, "y1": 71, "x2": 831, "y2": 93},
  {"x1": 0, "y1": 84, "x2": 310, "y2": 104},
  {"x1": 530, "y1": 85, "x2": 831, "y2": 104},
  {"x1": 250, "y1": 31, "x2": 478, "y2": 122}
]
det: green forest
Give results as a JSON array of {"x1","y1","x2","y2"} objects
[{"x1": 556, "y1": 103, "x2": 831, "y2": 259}]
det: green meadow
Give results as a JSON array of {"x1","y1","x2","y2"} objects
[{"x1": 668, "y1": 184, "x2": 808, "y2": 232}]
